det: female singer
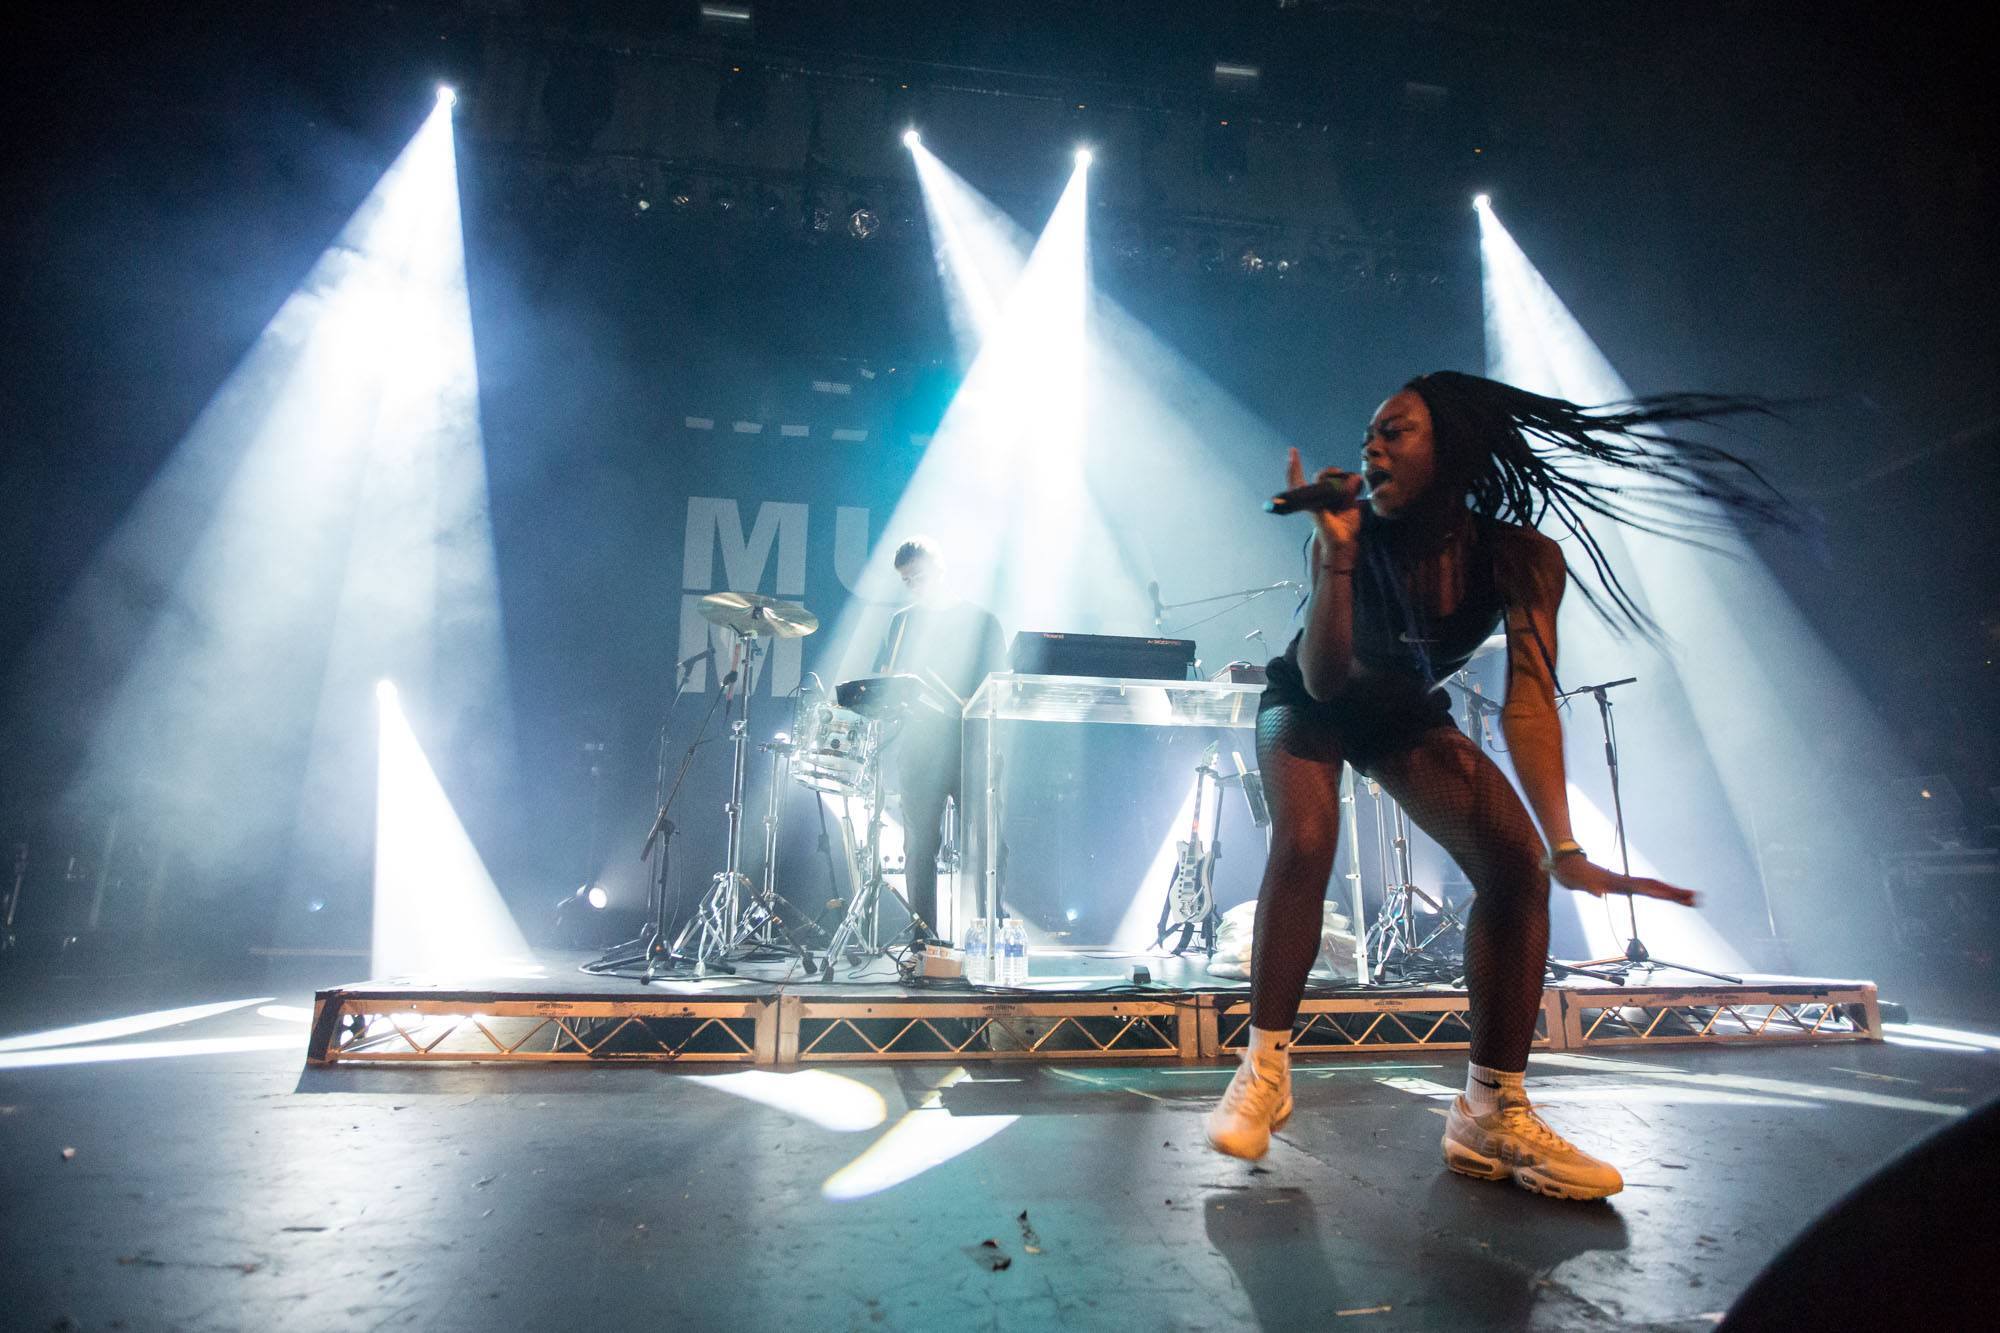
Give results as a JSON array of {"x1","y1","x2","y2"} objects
[{"x1": 1206, "y1": 371, "x2": 1786, "y2": 1199}]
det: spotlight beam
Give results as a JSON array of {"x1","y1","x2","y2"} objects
[
  {"x1": 373, "y1": 683, "x2": 529, "y2": 979},
  {"x1": 1477, "y1": 199, "x2": 1898, "y2": 968},
  {"x1": 12, "y1": 93, "x2": 515, "y2": 950}
]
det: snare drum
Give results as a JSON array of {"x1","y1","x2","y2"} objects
[{"x1": 791, "y1": 699, "x2": 879, "y2": 797}]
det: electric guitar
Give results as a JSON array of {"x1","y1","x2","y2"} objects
[{"x1": 1157, "y1": 742, "x2": 1221, "y2": 954}]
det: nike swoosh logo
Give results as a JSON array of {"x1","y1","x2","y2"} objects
[{"x1": 1472, "y1": 1077, "x2": 1501, "y2": 1089}]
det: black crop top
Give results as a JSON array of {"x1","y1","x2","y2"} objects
[{"x1": 1286, "y1": 508, "x2": 1507, "y2": 692}]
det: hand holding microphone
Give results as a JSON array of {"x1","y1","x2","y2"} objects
[{"x1": 1269, "y1": 448, "x2": 1365, "y2": 558}]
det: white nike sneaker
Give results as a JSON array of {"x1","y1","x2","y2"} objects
[
  {"x1": 1205, "y1": 1048, "x2": 1294, "y2": 1160},
  {"x1": 1442, "y1": 1094, "x2": 1624, "y2": 1200}
]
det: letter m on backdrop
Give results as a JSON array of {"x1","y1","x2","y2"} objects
[{"x1": 680, "y1": 497, "x2": 808, "y2": 696}]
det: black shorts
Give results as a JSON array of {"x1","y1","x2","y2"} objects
[{"x1": 1260, "y1": 652, "x2": 1457, "y2": 772}]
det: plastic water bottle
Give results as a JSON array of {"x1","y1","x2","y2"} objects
[
  {"x1": 1000, "y1": 918, "x2": 1028, "y2": 987},
  {"x1": 963, "y1": 918, "x2": 991, "y2": 985}
]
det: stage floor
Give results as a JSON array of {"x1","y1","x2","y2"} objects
[
  {"x1": 0, "y1": 958, "x2": 1992, "y2": 1331},
  {"x1": 307, "y1": 948, "x2": 1883, "y2": 1066}
]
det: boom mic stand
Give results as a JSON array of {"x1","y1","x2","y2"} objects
[
  {"x1": 1564, "y1": 676, "x2": 1741, "y2": 985},
  {"x1": 1150, "y1": 579, "x2": 1301, "y2": 638},
  {"x1": 585, "y1": 649, "x2": 733, "y2": 981}
]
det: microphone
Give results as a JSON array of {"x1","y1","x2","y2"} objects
[
  {"x1": 1265, "y1": 478, "x2": 1370, "y2": 516},
  {"x1": 1147, "y1": 580, "x2": 1163, "y2": 631},
  {"x1": 677, "y1": 645, "x2": 716, "y2": 671}
]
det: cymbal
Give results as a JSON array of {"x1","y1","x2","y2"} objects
[{"x1": 697, "y1": 591, "x2": 820, "y2": 638}]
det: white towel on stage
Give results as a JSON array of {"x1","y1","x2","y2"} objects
[{"x1": 1205, "y1": 899, "x2": 1359, "y2": 982}]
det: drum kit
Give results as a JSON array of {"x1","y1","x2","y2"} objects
[{"x1": 587, "y1": 589, "x2": 941, "y2": 983}]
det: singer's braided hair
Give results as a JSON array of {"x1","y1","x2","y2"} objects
[{"x1": 1404, "y1": 370, "x2": 1796, "y2": 637}]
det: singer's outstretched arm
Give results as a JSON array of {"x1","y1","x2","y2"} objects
[{"x1": 1496, "y1": 529, "x2": 1697, "y2": 906}]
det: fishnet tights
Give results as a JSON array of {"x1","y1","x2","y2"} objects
[{"x1": 1248, "y1": 705, "x2": 1550, "y2": 1072}]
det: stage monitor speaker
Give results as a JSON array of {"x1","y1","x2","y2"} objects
[
  {"x1": 1720, "y1": 1092, "x2": 2000, "y2": 1328},
  {"x1": 1008, "y1": 631, "x2": 1196, "y2": 681}
]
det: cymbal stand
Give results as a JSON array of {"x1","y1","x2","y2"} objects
[
  {"x1": 819, "y1": 723, "x2": 923, "y2": 978},
  {"x1": 1564, "y1": 676, "x2": 1741, "y2": 984},
  {"x1": 1364, "y1": 779, "x2": 1467, "y2": 982},
  {"x1": 672, "y1": 628, "x2": 768, "y2": 968},
  {"x1": 737, "y1": 735, "x2": 821, "y2": 968}
]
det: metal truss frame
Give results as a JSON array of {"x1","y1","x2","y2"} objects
[
  {"x1": 305, "y1": 980, "x2": 1881, "y2": 1066},
  {"x1": 307, "y1": 996, "x2": 774, "y2": 1065},
  {"x1": 779, "y1": 996, "x2": 1195, "y2": 1063},
  {"x1": 1209, "y1": 988, "x2": 1559, "y2": 1056},
  {"x1": 1557, "y1": 985, "x2": 1881, "y2": 1050}
]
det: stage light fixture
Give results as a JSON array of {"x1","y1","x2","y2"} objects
[
  {"x1": 436, "y1": 85, "x2": 457, "y2": 108},
  {"x1": 848, "y1": 205, "x2": 881, "y2": 240},
  {"x1": 903, "y1": 128, "x2": 921, "y2": 149},
  {"x1": 375, "y1": 679, "x2": 397, "y2": 704},
  {"x1": 1074, "y1": 147, "x2": 1094, "y2": 168},
  {"x1": 1473, "y1": 192, "x2": 1491, "y2": 211},
  {"x1": 699, "y1": 3, "x2": 753, "y2": 29},
  {"x1": 552, "y1": 882, "x2": 611, "y2": 945},
  {"x1": 1211, "y1": 61, "x2": 1261, "y2": 94}
]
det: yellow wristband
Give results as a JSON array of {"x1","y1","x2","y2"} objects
[{"x1": 1543, "y1": 840, "x2": 1585, "y2": 872}]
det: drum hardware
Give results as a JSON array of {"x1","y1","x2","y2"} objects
[
  {"x1": 585, "y1": 643, "x2": 733, "y2": 981},
  {"x1": 792, "y1": 696, "x2": 882, "y2": 804},
  {"x1": 1560, "y1": 676, "x2": 1742, "y2": 985},
  {"x1": 694, "y1": 590, "x2": 821, "y2": 640},
  {"x1": 812, "y1": 676, "x2": 955, "y2": 976},
  {"x1": 585, "y1": 591, "x2": 821, "y2": 983},
  {"x1": 816, "y1": 720, "x2": 934, "y2": 976},
  {"x1": 734, "y1": 732, "x2": 827, "y2": 963},
  {"x1": 836, "y1": 672, "x2": 952, "y2": 721},
  {"x1": 805, "y1": 673, "x2": 945, "y2": 974},
  {"x1": 669, "y1": 595, "x2": 822, "y2": 971},
  {"x1": 1362, "y1": 774, "x2": 1469, "y2": 983}
]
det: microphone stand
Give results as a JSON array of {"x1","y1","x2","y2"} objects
[
  {"x1": 1562, "y1": 676, "x2": 1741, "y2": 985},
  {"x1": 585, "y1": 650, "x2": 731, "y2": 980},
  {"x1": 1445, "y1": 668, "x2": 1618, "y2": 984},
  {"x1": 1155, "y1": 579, "x2": 1300, "y2": 638}
]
